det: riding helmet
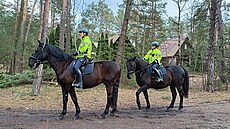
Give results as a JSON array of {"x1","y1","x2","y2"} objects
[
  {"x1": 79, "y1": 28, "x2": 89, "y2": 34},
  {"x1": 151, "y1": 41, "x2": 159, "y2": 47}
]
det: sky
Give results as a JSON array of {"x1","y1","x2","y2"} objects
[
  {"x1": 81, "y1": 0, "x2": 178, "y2": 17},
  {"x1": 4, "y1": 0, "x2": 230, "y2": 19},
  {"x1": 4, "y1": 0, "x2": 178, "y2": 17}
]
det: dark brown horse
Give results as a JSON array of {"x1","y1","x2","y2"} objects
[
  {"x1": 28, "y1": 41, "x2": 121, "y2": 119},
  {"x1": 126, "y1": 57, "x2": 189, "y2": 111}
]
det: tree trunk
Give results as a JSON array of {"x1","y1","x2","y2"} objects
[
  {"x1": 59, "y1": 0, "x2": 68, "y2": 50},
  {"x1": 32, "y1": 0, "x2": 50, "y2": 95},
  {"x1": 116, "y1": 0, "x2": 133, "y2": 65},
  {"x1": 172, "y1": 0, "x2": 187, "y2": 65},
  {"x1": 32, "y1": 0, "x2": 44, "y2": 96},
  {"x1": 19, "y1": 0, "x2": 28, "y2": 72},
  {"x1": 66, "y1": 0, "x2": 71, "y2": 53},
  {"x1": 216, "y1": 0, "x2": 226, "y2": 86},
  {"x1": 12, "y1": 0, "x2": 20, "y2": 74},
  {"x1": 25, "y1": 0, "x2": 37, "y2": 42},
  {"x1": 135, "y1": 0, "x2": 139, "y2": 49},
  {"x1": 41, "y1": 0, "x2": 50, "y2": 42},
  {"x1": 207, "y1": 0, "x2": 217, "y2": 92},
  {"x1": 51, "y1": 0, "x2": 56, "y2": 30},
  {"x1": 152, "y1": 0, "x2": 155, "y2": 39}
]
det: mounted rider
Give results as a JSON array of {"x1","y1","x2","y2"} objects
[
  {"x1": 143, "y1": 41, "x2": 163, "y2": 82},
  {"x1": 72, "y1": 28, "x2": 92, "y2": 88}
]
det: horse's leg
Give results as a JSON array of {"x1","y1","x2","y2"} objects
[
  {"x1": 143, "y1": 89, "x2": 150, "y2": 111},
  {"x1": 110, "y1": 78, "x2": 120, "y2": 116},
  {"x1": 69, "y1": 87, "x2": 81, "y2": 119},
  {"x1": 59, "y1": 85, "x2": 68, "y2": 120},
  {"x1": 101, "y1": 85, "x2": 113, "y2": 119},
  {"x1": 167, "y1": 86, "x2": 177, "y2": 111},
  {"x1": 176, "y1": 86, "x2": 184, "y2": 111},
  {"x1": 136, "y1": 85, "x2": 148, "y2": 110}
]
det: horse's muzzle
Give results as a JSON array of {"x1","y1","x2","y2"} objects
[
  {"x1": 127, "y1": 71, "x2": 133, "y2": 79},
  {"x1": 28, "y1": 57, "x2": 40, "y2": 69},
  {"x1": 127, "y1": 74, "x2": 131, "y2": 79}
]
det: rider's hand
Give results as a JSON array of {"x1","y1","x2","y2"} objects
[
  {"x1": 73, "y1": 51, "x2": 79, "y2": 56},
  {"x1": 83, "y1": 54, "x2": 87, "y2": 58}
]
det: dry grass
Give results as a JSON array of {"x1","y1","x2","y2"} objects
[{"x1": 0, "y1": 77, "x2": 229, "y2": 112}]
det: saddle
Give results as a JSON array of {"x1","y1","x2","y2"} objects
[
  {"x1": 69, "y1": 59, "x2": 94, "y2": 75},
  {"x1": 147, "y1": 65, "x2": 167, "y2": 77}
]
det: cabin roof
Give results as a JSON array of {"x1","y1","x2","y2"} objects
[{"x1": 159, "y1": 37, "x2": 189, "y2": 57}]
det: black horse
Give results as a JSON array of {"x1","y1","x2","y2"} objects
[
  {"x1": 28, "y1": 40, "x2": 121, "y2": 119},
  {"x1": 126, "y1": 57, "x2": 189, "y2": 111}
]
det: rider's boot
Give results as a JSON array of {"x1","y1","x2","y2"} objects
[
  {"x1": 72, "y1": 69, "x2": 83, "y2": 88},
  {"x1": 154, "y1": 68, "x2": 163, "y2": 82}
]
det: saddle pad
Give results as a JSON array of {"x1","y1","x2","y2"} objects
[
  {"x1": 68, "y1": 60, "x2": 75, "y2": 74},
  {"x1": 81, "y1": 62, "x2": 94, "y2": 75},
  {"x1": 68, "y1": 60, "x2": 94, "y2": 75},
  {"x1": 158, "y1": 65, "x2": 167, "y2": 75}
]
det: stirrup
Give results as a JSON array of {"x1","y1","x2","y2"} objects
[
  {"x1": 72, "y1": 82, "x2": 83, "y2": 88},
  {"x1": 156, "y1": 78, "x2": 163, "y2": 82}
]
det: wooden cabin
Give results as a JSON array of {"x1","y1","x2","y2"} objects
[{"x1": 159, "y1": 37, "x2": 190, "y2": 66}]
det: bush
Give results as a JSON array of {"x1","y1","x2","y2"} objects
[
  {"x1": 0, "y1": 70, "x2": 35, "y2": 88},
  {"x1": 42, "y1": 66, "x2": 56, "y2": 81}
]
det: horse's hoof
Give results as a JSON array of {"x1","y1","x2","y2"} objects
[
  {"x1": 110, "y1": 112, "x2": 115, "y2": 116},
  {"x1": 144, "y1": 107, "x2": 150, "y2": 112},
  {"x1": 138, "y1": 106, "x2": 141, "y2": 110},
  {"x1": 177, "y1": 108, "x2": 183, "y2": 112},
  {"x1": 59, "y1": 115, "x2": 64, "y2": 120},
  {"x1": 100, "y1": 114, "x2": 106, "y2": 119},
  {"x1": 166, "y1": 108, "x2": 171, "y2": 112},
  {"x1": 73, "y1": 114, "x2": 80, "y2": 120}
]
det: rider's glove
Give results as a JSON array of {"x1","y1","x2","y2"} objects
[
  {"x1": 73, "y1": 51, "x2": 79, "y2": 56},
  {"x1": 83, "y1": 54, "x2": 87, "y2": 58}
]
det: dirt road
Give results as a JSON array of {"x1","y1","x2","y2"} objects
[{"x1": 0, "y1": 84, "x2": 230, "y2": 129}]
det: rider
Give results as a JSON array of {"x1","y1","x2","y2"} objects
[
  {"x1": 72, "y1": 28, "x2": 92, "y2": 88},
  {"x1": 143, "y1": 41, "x2": 163, "y2": 82}
]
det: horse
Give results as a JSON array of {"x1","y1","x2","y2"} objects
[
  {"x1": 126, "y1": 57, "x2": 189, "y2": 111},
  {"x1": 28, "y1": 40, "x2": 121, "y2": 119}
]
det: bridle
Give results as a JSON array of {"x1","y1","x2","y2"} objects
[
  {"x1": 127, "y1": 59, "x2": 151, "y2": 75},
  {"x1": 30, "y1": 43, "x2": 50, "y2": 64}
]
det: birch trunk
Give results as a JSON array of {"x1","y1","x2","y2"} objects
[
  {"x1": 207, "y1": 0, "x2": 217, "y2": 92},
  {"x1": 32, "y1": 0, "x2": 50, "y2": 95}
]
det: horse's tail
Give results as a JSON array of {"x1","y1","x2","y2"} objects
[
  {"x1": 112, "y1": 67, "x2": 121, "y2": 110},
  {"x1": 182, "y1": 66, "x2": 189, "y2": 98}
]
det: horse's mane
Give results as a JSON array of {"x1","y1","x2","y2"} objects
[
  {"x1": 135, "y1": 57, "x2": 149, "y2": 67},
  {"x1": 47, "y1": 44, "x2": 74, "y2": 61}
]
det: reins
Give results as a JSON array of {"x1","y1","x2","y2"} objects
[{"x1": 128, "y1": 63, "x2": 151, "y2": 75}]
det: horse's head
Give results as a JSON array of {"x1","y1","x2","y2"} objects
[
  {"x1": 28, "y1": 40, "x2": 48, "y2": 69},
  {"x1": 125, "y1": 57, "x2": 137, "y2": 79}
]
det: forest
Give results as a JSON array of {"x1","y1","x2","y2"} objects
[{"x1": 0, "y1": 0, "x2": 230, "y2": 94}]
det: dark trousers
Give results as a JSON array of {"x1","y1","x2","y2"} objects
[{"x1": 73, "y1": 58, "x2": 85, "y2": 72}]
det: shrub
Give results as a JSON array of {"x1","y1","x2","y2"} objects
[{"x1": 0, "y1": 70, "x2": 34, "y2": 88}]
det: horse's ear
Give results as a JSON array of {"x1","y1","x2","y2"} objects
[
  {"x1": 132, "y1": 57, "x2": 136, "y2": 61},
  {"x1": 37, "y1": 39, "x2": 42, "y2": 44},
  {"x1": 37, "y1": 40, "x2": 46, "y2": 48}
]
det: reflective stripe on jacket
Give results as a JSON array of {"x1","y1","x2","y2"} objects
[
  {"x1": 77, "y1": 36, "x2": 92, "y2": 59},
  {"x1": 144, "y1": 48, "x2": 162, "y2": 64}
]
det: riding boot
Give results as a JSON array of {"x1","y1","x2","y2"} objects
[
  {"x1": 72, "y1": 69, "x2": 83, "y2": 88},
  {"x1": 153, "y1": 68, "x2": 163, "y2": 82}
]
